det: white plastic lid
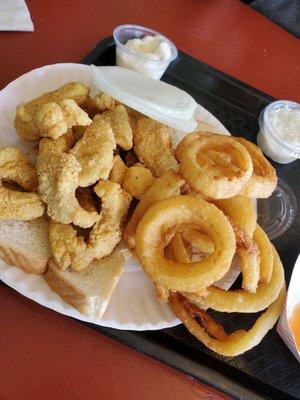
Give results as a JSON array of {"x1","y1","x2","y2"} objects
[{"x1": 91, "y1": 65, "x2": 197, "y2": 132}]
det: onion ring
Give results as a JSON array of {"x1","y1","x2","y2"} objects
[
  {"x1": 178, "y1": 134, "x2": 253, "y2": 199},
  {"x1": 236, "y1": 137, "x2": 277, "y2": 198},
  {"x1": 169, "y1": 286, "x2": 285, "y2": 356},
  {"x1": 181, "y1": 229, "x2": 214, "y2": 255},
  {"x1": 255, "y1": 224, "x2": 273, "y2": 284},
  {"x1": 194, "y1": 246, "x2": 284, "y2": 313},
  {"x1": 213, "y1": 195, "x2": 256, "y2": 237},
  {"x1": 170, "y1": 233, "x2": 190, "y2": 263},
  {"x1": 124, "y1": 170, "x2": 184, "y2": 249},
  {"x1": 135, "y1": 196, "x2": 236, "y2": 293}
]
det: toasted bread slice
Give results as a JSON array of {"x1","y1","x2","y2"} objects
[
  {"x1": 0, "y1": 217, "x2": 50, "y2": 274},
  {"x1": 44, "y1": 249, "x2": 124, "y2": 318}
]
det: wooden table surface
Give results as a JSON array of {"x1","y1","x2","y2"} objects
[{"x1": 0, "y1": 1, "x2": 299, "y2": 399}]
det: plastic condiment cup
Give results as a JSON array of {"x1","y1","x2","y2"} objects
[
  {"x1": 113, "y1": 24, "x2": 178, "y2": 80},
  {"x1": 257, "y1": 100, "x2": 300, "y2": 164}
]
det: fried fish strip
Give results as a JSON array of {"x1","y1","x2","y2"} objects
[
  {"x1": 70, "y1": 115, "x2": 116, "y2": 187},
  {"x1": 37, "y1": 137, "x2": 99, "y2": 228},
  {"x1": 0, "y1": 147, "x2": 38, "y2": 191},
  {"x1": 122, "y1": 164, "x2": 154, "y2": 200},
  {"x1": 33, "y1": 99, "x2": 91, "y2": 140},
  {"x1": 102, "y1": 104, "x2": 133, "y2": 150},
  {"x1": 93, "y1": 92, "x2": 115, "y2": 111},
  {"x1": 0, "y1": 184, "x2": 45, "y2": 221},
  {"x1": 109, "y1": 155, "x2": 128, "y2": 184},
  {"x1": 89, "y1": 180, "x2": 132, "y2": 261},
  {"x1": 133, "y1": 117, "x2": 178, "y2": 177},
  {"x1": 50, "y1": 180, "x2": 131, "y2": 271},
  {"x1": 49, "y1": 221, "x2": 87, "y2": 270},
  {"x1": 14, "y1": 82, "x2": 90, "y2": 141}
]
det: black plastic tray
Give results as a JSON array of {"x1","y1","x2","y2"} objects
[{"x1": 82, "y1": 37, "x2": 300, "y2": 400}]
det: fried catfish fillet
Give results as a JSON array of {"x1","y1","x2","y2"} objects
[
  {"x1": 70, "y1": 115, "x2": 116, "y2": 187},
  {"x1": 102, "y1": 104, "x2": 133, "y2": 150},
  {"x1": 122, "y1": 164, "x2": 155, "y2": 199},
  {"x1": 0, "y1": 184, "x2": 45, "y2": 221},
  {"x1": 93, "y1": 92, "x2": 115, "y2": 111},
  {"x1": 0, "y1": 147, "x2": 45, "y2": 221},
  {"x1": 133, "y1": 117, "x2": 178, "y2": 177},
  {"x1": 50, "y1": 180, "x2": 131, "y2": 271},
  {"x1": 0, "y1": 147, "x2": 38, "y2": 191},
  {"x1": 49, "y1": 221, "x2": 88, "y2": 271},
  {"x1": 109, "y1": 155, "x2": 128, "y2": 184},
  {"x1": 33, "y1": 99, "x2": 91, "y2": 140},
  {"x1": 90, "y1": 180, "x2": 132, "y2": 261},
  {"x1": 14, "y1": 82, "x2": 90, "y2": 141},
  {"x1": 37, "y1": 137, "x2": 99, "y2": 228}
]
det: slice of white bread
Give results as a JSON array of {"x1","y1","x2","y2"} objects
[
  {"x1": 0, "y1": 217, "x2": 50, "y2": 274},
  {"x1": 44, "y1": 249, "x2": 125, "y2": 318}
]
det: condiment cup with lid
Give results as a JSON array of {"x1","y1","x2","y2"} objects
[
  {"x1": 257, "y1": 100, "x2": 300, "y2": 164},
  {"x1": 113, "y1": 24, "x2": 178, "y2": 80}
]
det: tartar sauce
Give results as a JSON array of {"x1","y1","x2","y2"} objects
[
  {"x1": 124, "y1": 35, "x2": 172, "y2": 61},
  {"x1": 115, "y1": 33, "x2": 176, "y2": 80},
  {"x1": 257, "y1": 100, "x2": 300, "y2": 164},
  {"x1": 268, "y1": 107, "x2": 300, "y2": 146}
]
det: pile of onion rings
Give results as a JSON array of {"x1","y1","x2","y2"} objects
[{"x1": 126, "y1": 131, "x2": 284, "y2": 357}]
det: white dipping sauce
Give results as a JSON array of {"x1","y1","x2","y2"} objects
[
  {"x1": 124, "y1": 35, "x2": 172, "y2": 61},
  {"x1": 257, "y1": 101, "x2": 300, "y2": 164},
  {"x1": 116, "y1": 35, "x2": 175, "y2": 80},
  {"x1": 269, "y1": 107, "x2": 300, "y2": 146}
]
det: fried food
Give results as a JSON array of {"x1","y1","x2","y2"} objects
[
  {"x1": 255, "y1": 224, "x2": 273, "y2": 284},
  {"x1": 169, "y1": 285, "x2": 285, "y2": 356},
  {"x1": 181, "y1": 229, "x2": 214, "y2": 255},
  {"x1": 178, "y1": 133, "x2": 253, "y2": 199},
  {"x1": 89, "y1": 180, "x2": 132, "y2": 261},
  {"x1": 0, "y1": 147, "x2": 44, "y2": 221},
  {"x1": 50, "y1": 180, "x2": 131, "y2": 271},
  {"x1": 236, "y1": 137, "x2": 277, "y2": 198},
  {"x1": 213, "y1": 196, "x2": 259, "y2": 292},
  {"x1": 109, "y1": 155, "x2": 128, "y2": 184},
  {"x1": 122, "y1": 164, "x2": 155, "y2": 200},
  {"x1": 170, "y1": 233, "x2": 190, "y2": 263},
  {"x1": 213, "y1": 195, "x2": 256, "y2": 237},
  {"x1": 0, "y1": 147, "x2": 38, "y2": 191},
  {"x1": 93, "y1": 92, "x2": 115, "y2": 111},
  {"x1": 70, "y1": 115, "x2": 116, "y2": 187},
  {"x1": 155, "y1": 284, "x2": 170, "y2": 302},
  {"x1": 124, "y1": 150, "x2": 139, "y2": 167},
  {"x1": 49, "y1": 221, "x2": 88, "y2": 270},
  {"x1": 14, "y1": 82, "x2": 90, "y2": 141},
  {"x1": 133, "y1": 117, "x2": 178, "y2": 177},
  {"x1": 37, "y1": 137, "x2": 99, "y2": 228},
  {"x1": 0, "y1": 184, "x2": 45, "y2": 221},
  {"x1": 102, "y1": 104, "x2": 133, "y2": 150},
  {"x1": 135, "y1": 196, "x2": 236, "y2": 293},
  {"x1": 76, "y1": 187, "x2": 98, "y2": 213},
  {"x1": 124, "y1": 170, "x2": 185, "y2": 249},
  {"x1": 33, "y1": 99, "x2": 91, "y2": 140},
  {"x1": 197, "y1": 247, "x2": 284, "y2": 313}
]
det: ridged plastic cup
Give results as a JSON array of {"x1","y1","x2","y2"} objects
[{"x1": 113, "y1": 24, "x2": 178, "y2": 80}]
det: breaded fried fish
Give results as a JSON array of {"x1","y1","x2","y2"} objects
[
  {"x1": 70, "y1": 115, "x2": 116, "y2": 187},
  {"x1": 133, "y1": 117, "x2": 178, "y2": 177},
  {"x1": 14, "y1": 82, "x2": 90, "y2": 141}
]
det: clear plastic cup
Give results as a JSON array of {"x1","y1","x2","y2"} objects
[
  {"x1": 257, "y1": 100, "x2": 300, "y2": 164},
  {"x1": 113, "y1": 24, "x2": 178, "y2": 80}
]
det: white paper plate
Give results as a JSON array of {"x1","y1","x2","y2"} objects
[{"x1": 0, "y1": 63, "x2": 232, "y2": 330}]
